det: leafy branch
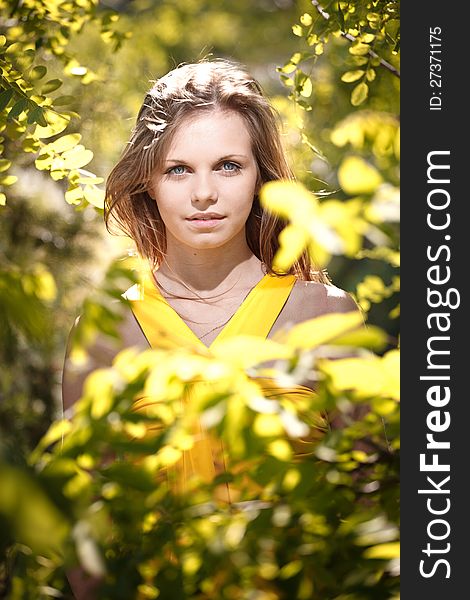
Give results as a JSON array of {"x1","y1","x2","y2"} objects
[{"x1": 311, "y1": 0, "x2": 400, "y2": 79}]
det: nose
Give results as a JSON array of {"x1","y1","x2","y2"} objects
[{"x1": 190, "y1": 172, "x2": 218, "y2": 206}]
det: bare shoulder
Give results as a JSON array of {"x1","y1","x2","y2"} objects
[
  {"x1": 271, "y1": 279, "x2": 359, "y2": 334},
  {"x1": 293, "y1": 280, "x2": 357, "y2": 315}
]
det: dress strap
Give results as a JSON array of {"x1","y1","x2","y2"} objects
[{"x1": 125, "y1": 270, "x2": 297, "y2": 350}]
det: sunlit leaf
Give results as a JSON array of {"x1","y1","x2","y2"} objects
[
  {"x1": 349, "y1": 42, "x2": 370, "y2": 56},
  {"x1": 34, "y1": 112, "x2": 70, "y2": 138},
  {"x1": 341, "y1": 70, "x2": 364, "y2": 83},
  {"x1": 268, "y1": 439, "x2": 292, "y2": 460},
  {"x1": 351, "y1": 82, "x2": 369, "y2": 106},
  {"x1": 254, "y1": 414, "x2": 284, "y2": 437},
  {"x1": 83, "y1": 185, "x2": 105, "y2": 208},
  {"x1": 300, "y1": 77, "x2": 312, "y2": 98},
  {"x1": 363, "y1": 542, "x2": 400, "y2": 559},
  {"x1": 211, "y1": 335, "x2": 292, "y2": 368},
  {"x1": 338, "y1": 156, "x2": 382, "y2": 195},
  {"x1": 65, "y1": 184, "x2": 83, "y2": 205},
  {"x1": 61, "y1": 145, "x2": 93, "y2": 169},
  {"x1": 49, "y1": 133, "x2": 82, "y2": 153},
  {"x1": 274, "y1": 224, "x2": 309, "y2": 271},
  {"x1": 284, "y1": 311, "x2": 363, "y2": 349}
]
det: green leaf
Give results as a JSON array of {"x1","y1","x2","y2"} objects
[
  {"x1": 53, "y1": 95, "x2": 75, "y2": 106},
  {"x1": 349, "y1": 42, "x2": 370, "y2": 56},
  {"x1": 0, "y1": 159, "x2": 12, "y2": 173},
  {"x1": 0, "y1": 88, "x2": 14, "y2": 111},
  {"x1": 41, "y1": 79, "x2": 63, "y2": 94},
  {"x1": 7, "y1": 98, "x2": 27, "y2": 121},
  {"x1": 351, "y1": 82, "x2": 369, "y2": 106},
  {"x1": 341, "y1": 70, "x2": 364, "y2": 83},
  {"x1": 26, "y1": 106, "x2": 47, "y2": 126},
  {"x1": 0, "y1": 192, "x2": 6, "y2": 205},
  {"x1": 30, "y1": 65, "x2": 47, "y2": 81}
]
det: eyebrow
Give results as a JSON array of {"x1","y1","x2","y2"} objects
[{"x1": 164, "y1": 154, "x2": 249, "y2": 163}]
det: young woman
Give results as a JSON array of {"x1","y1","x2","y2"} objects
[
  {"x1": 63, "y1": 56, "x2": 357, "y2": 486},
  {"x1": 62, "y1": 56, "x2": 359, "y2": 599}
]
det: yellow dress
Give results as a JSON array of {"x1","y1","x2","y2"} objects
[{"x1": 126, "y1": 270, "x2": 328, "y2": 504}]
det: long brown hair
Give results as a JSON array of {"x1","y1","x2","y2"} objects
[{"x1": 105, "y1": 59, "x2": 330, "y2": 283}]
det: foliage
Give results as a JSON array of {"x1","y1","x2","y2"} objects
[
  {"x1": 2, "y1": 312, "x2": 399, "y2": 599},
  {"x1": 0, "y1": 0, "x2": 400, "y2": 598},
  {"x1": 0, "y1": 0, "x2": 127, "y2": 207}
]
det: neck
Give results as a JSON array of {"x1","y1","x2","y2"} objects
[{"x1": 157, "y1": 234, "x2": 265, "y2": 294}]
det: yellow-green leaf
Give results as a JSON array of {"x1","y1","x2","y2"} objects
[
  {"x1": 362, "y1": 33, "x2": 375, "y2": 43},
  {"x1": 34, "y1": 112, "x2": 70, "y2": 138},
  {"x1": 211, "y1": 335, "x2": 292, "y2": 368},
  {"x1": 61, "y1": 145, "x2": 93, "y2": 170},
  {"x1": 341, "y1": 70, "x2": 364, "y2": 83},
  {"x1": 349, "y1": 42, "x2": 370, "y2": 56},
  {"x1": 0, "y1": 159, "x2": 11, "y2": 172},
  {"x1": 41, "y1": 79, "x2": 63, "y2": 94},
  {"x1": 351, "y1": 82, "x2": 369, "y2": 106},
  {"x1": 260, "y1": 180, "x2": 317, "y2": 220},
  {"x1": 0, "y1": 174, "x2": 17, "y2": 186},
  {"x1": 83, "y1": 185, "x2": 105, "y2": 208},
  {"x1": 254, "y1": 414, "x2": 284, "y2": 437},
  {"x1": 274, "y1": 224, "x2": 309, "y2": 271},
  {"x1": 268, "y1": 439, "x2": 293, "y2": 461},
  {"x1": 300, "y1": 77, "x2": 312, "y2": 98},
  {"x1": 300, "y1": 13, "x2": 313, "y2": 26},
  {"x1": 320, "y1": 351, "x2": 400, "y2": 400},
  {"x1": 338, "y1": 156, "x2": 382, "y2": 195},
  {"x1": 49, "y1": 133, "x2": 81, "y2": 153},
  {"x1": 53, "y1": 95, "x2": 75, "y2": 106},
  {"x1": 65, "y1": 185, "x2": 83, "y2": 205},
  {"x1": 30, "y1": 65, "x2": 47, "y2": 80},
  {"x1": 363, "y1": 542, "x2": 400, "y2": 559},
  {"x1": 284, "y1": 311, "x2": 363, "y2": 349}
]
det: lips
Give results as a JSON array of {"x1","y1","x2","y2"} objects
[
  {"x1": 186, "y1": 213, "x2": 226, "y2": 229},
  {"x1": 187, "y1": 212, "x2": 225, "y2": 221}
]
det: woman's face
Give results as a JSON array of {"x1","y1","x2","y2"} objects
[{"x1": 149, "y1": 109, "x2": 259, "y2": 253}]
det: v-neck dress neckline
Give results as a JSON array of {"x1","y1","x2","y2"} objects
[{"x1": 126, "y1": 269, "x2": 297, "y2": 351}]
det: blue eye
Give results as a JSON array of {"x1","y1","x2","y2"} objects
[
  {"x1": 168, "y1": 165, "x2": 186, "y2": 175},
  {"x1": 222, "y1": 161, "x2": 240, "y2": 172}
]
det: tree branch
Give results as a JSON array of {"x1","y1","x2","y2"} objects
[{"x1": 311, "y1": 0, "x2": 400, "y2": 79}]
